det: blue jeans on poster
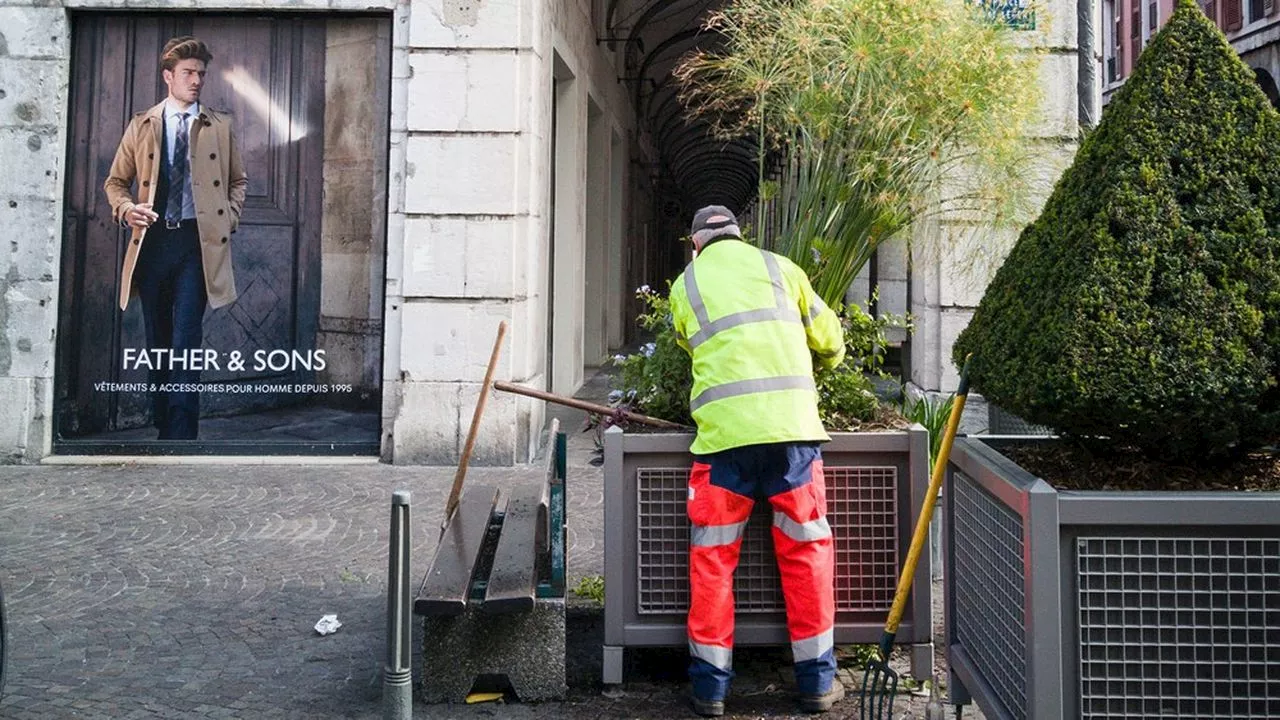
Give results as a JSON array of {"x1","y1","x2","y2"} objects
[{"x1": 135, "y1": 221, "x2": 207, "y2": 440}]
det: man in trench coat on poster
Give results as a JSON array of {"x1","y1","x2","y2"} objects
[{"x1": 104, "y1": 35, "x2": 248, "y2": 441}]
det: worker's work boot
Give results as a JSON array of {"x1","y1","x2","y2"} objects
[
  {"x1": 797, "y1": 678, "x2": 846, "y2": 713},
  {"x1": 689, "y1": 694, "x2": 725, "y2": 717}
]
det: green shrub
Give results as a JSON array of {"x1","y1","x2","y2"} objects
[
  {"x1": 613, "y1": 284, "x2": 695, "y2": 427},
  {"x1": 952, "y1": 0, "x2": 1280, "y2": 462},
  {"x1": 612, "y1": 284, "x2": 896, "y2": 430}
]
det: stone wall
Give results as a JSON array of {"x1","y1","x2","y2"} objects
[
  {"x1": 0, "y1": 5, "x2": 68, "y2": 461},
  {"x1": 389, "y1": 0, "x2": 635, "y2": 464},
  {"x1": 910, "y1": 0, "x2": 1082, "y2": 393}
]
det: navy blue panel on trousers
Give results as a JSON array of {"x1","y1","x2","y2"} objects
[{"x1": 695, "y1": 442, "x2": 822, "y2": 499}]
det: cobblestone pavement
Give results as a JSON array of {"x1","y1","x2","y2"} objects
[{"x1": 0, "y1": 368, "x2": 981, "y2": 720}]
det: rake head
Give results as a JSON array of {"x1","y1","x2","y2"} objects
[{"x1": 857, "y1": 647, "x2": 898, "y2": 720}]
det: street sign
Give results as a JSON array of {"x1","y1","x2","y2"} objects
[{"x1": 974, "y1": 0, "x2": 1037, "y2": 29}]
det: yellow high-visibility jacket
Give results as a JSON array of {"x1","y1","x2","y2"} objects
[{"x1": 670, "y1": 238, "x2": 846, "y2": 455}]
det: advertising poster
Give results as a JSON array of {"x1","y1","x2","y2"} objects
[{"x1": 54, "y1": 13, "x2": 391, "y2": 454}]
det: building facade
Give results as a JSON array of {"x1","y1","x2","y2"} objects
[
  {"x1": 1101, "y1": 0, "x2": 1280, "y2": 105},
  {"x1": 0, "y1": 0, "x2": 1081, "y2": 465}
]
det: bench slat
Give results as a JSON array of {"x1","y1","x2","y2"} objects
[
  {"x1": 415, "y1": 485, "x2": 501, "y2": 616},
  {"x1": 482, "y1": 482, "x2": 548, "y2": 614}
]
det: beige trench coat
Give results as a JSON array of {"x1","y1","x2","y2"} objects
[{"x1": 104, "y1": 100, "x2": 248, "y2": 310}]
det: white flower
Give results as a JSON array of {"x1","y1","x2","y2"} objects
[
  {"x1": 641, "y1": 342, "x2": 656, "y2": 357},
  {"x1": 635, "y1": 284, "x2": 652, "y2": 296},
  {"x1": 608, "y1": 390, "x2": 624, "y2": 403},
  {"x1": 612, "y1": 354, "x2": 627, "y2": 365}
]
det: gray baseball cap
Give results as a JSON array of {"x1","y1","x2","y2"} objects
[{"x1": 690, "y1": 205, "x2": 739, "y2": 236}]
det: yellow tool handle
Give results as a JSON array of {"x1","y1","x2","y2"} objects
[{"x1": 883, "y1": 354, "x2": 972, "y2": 636}]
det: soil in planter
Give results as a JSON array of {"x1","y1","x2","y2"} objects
[{"x1": 1000, "y1": 442, "x2": 1280, "y2": 492}]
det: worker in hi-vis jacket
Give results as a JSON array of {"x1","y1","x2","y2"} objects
[{"x1": 669, "y1": 205, "x2": 847, "y2": 717}]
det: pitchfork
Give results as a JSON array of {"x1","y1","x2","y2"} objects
[{"x1": 859, "y1": 355, "x2": 972, "y2": 719}]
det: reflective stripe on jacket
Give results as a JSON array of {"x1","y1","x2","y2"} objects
[{"x1": 669, "y1": 239, "x2": 846, "y2": 455}]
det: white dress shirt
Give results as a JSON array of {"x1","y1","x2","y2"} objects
[{"x1": 164, "y1": 100, "x2": 199, "y2": 221}]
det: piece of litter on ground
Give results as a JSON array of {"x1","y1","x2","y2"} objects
[
  {"x1": 314, "y1": 614, "x2": 342, "y2": 635},
  {"x1": 601, "y1": 688, "x2": 627, "y2": 700},
  {"x1": 465, "y1": 692, "x2": 504, "y2": 704}
]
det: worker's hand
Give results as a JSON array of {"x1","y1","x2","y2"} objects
[{"x1": 125, "y1": 203, "x2": 159, "y2": 228}]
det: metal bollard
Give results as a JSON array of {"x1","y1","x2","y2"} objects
[{"x1": 384, "y1": 490, "x2": 412, "y2": 720}]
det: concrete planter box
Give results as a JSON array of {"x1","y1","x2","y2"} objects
[
  {"x1": 944, "y1": 437, "x2": 1280, "y2": 720},
  {"x1": 601, "y1": 425, "x2": 934, "y2": 684}
]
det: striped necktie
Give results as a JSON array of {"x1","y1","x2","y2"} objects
[{"x1": 165, "y1": 111, "x2": 190, "y2": 226}]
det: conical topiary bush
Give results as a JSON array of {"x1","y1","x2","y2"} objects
[{"x1": 953, "y1": 0, "x2": 1280, "y2": 463}]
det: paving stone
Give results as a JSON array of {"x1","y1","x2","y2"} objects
[{"x1": 0, "y1": 368, "x2": 981, "y2": 719}]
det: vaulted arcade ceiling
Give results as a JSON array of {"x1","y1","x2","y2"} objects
[{"x1": 601, "y1": 0, "x2": 759, "y2": 216}]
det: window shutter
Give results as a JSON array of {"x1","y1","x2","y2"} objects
[
  {"x1": 1225, "y1": 0, "x2": 1243, "y2": 29},
  {"x1": 1204, "y1": 0, "x2": 1218, "y2": 24},
  {"x1": 1131, "y1": 0, "x2": 1142, "y2": 39},
  {"x1": 1149, "y1": 1, "x2": 1158, "y2": 27},
  {"x1": 1265, "y1": 0, "x2": 1276, "y2": 18}
]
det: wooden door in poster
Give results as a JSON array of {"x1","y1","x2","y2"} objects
[{"x1": 57, "y1": 14, "x2": 324, "y2": 437}]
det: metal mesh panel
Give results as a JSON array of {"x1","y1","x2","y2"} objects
[
  {"x1": 1077, "y1": 537, "x2": 1280, "y2": 719},
  {"x1": 953, "y1": 470, "x2": 1027, "y2": 720},
  {"x1": 635, "y1": 465, "x2": 899, "y2": 615},
  {"x1": 829, "y1": 466, "x2": 898, "y2": 611},
  {"x1": 636, "y1": 468, "x2": 691, "y2": 614},
  {"x1": 988, "y1": 404, "x2": 1053, "y2": 436}
]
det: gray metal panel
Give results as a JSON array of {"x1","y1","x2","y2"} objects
[
  {"x1": 1059, "y1": 493, "x2": 1280, "y2": 526},
  {"x1": 907, "y1": 426, "x2": 933, "y2": 645},
  {"x1": 635, "y1": 466, "x2": 693, "y2": 614},
  {"x1": 1024, "y1": 479, "x2": 1062, "y2": 719},
  {"x1": 951, "y1": 437, "x2": 1038, "y2": 513},
  {"x1": 952, "y1": 467, "x2": 1028, "y2": 720},
  {"x1": 620, "y1": 431, "x2": 698, "y2": 454},
  {"x1": 950, "y1": 644, "x2": 1019, "y2": 720},
  {"x1": 603, "y1": 426, "x2": 628, "y2": 646},
  {"x1": 944, "y1": 461, "x2": 962, "y2": 701},
  {"x1": 949, "y1": 438, "x2": 1280, "y2": 720},
  {"x1": 1074, "y1": 536, "x2": 1280, "y2": 718}
]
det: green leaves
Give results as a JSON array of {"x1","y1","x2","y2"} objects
[
  {"x1": 613, "y1": 285, "x2": 695, "y2": 427},
  {"x1": 953, "y1": 0, "x2": 1280, "y2": 463}
]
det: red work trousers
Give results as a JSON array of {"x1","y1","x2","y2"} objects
[{"x1": 686, "y1": 442, "x2": 836, "y2": 701}]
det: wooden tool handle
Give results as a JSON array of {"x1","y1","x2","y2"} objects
[
  {"x1": 443, "y1": 321, "x2": 507, "y2": 529},
  {"x1": 491, "y1": 380, "x2": 692, "y2": 430}
]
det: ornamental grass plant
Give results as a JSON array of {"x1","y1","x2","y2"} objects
[{"x1": 673, "y1": 0, "x2": 1043, "y2": 309}]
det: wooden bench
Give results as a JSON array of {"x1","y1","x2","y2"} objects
[{"x1": 414, "y1": 420, "x2": 568, "y2": 702}]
